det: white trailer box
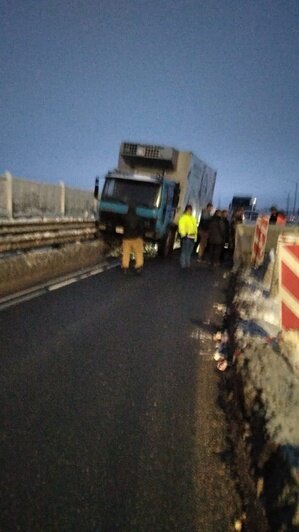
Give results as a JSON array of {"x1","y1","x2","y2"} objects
[{"x1": 118, "y1": 142, "x2": 216, "y2": 222}]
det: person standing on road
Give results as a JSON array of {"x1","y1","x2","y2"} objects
[
  {"x1": 276, "y1": 211, "x2": 287, "y2": 225},
  {"x1": 269, "y1": 205, "x2": 278, "y2": 224},
  {"x1": 208, "y1": 209, "x2": 226, "y2": 269},
  {"x1": 121, "y1": 206, "x2": 144, "y2": 274},
  {"x1": 220, "y1": 209, "x2": 230, "y2": 263},
  {"x1": 178, "y1": 204, "x2": 197, "y2": 270},
  {"x1": 197, "y1": 202, "x2": 213, "y2": 262}
]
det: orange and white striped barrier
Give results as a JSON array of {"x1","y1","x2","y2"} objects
[
  {"x1": 251, "y1": 215, "x2": 270, "y2": 267},
  {"x1": 278, "y1": 234, "x2": 299, "y2": 330}
]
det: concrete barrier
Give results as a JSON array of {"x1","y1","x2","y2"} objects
[{"x1": 234, "y1": 223, "x2": 299, "y2": 267}]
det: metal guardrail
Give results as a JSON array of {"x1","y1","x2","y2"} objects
[{"x1": 0, "y1": 219, "x2": 98, "y2": 253}]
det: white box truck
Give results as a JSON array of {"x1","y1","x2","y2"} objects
[{"x1": 95, "y1": 142, "x2": 217, "y2": 256}]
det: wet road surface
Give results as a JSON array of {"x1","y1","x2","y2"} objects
[{"x1": 1, "y1": 255, "x2": 244, "y2": 531}]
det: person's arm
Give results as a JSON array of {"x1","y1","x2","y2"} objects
[
  {"x1": 178, "y1": 217, "x2": 186, "y2": 237},
  {"x1": 189, "y1": 217, "x2": 197, "y2": 238}
]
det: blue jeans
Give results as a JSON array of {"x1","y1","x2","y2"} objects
[{"x1": 180, "y1": 237, "x2": 194, "y2": 268}]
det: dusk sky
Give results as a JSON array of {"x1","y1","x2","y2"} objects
[{"x1": 1, "y1": 0, "x2": 298, "y2": 210}]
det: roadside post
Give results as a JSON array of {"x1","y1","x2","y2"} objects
[
  {"x1": 278, "y1": 234, "x2": 299, "y2": 330},
  {"x1": 251, "y1": 215, "x2": 270, "y2": 267}
]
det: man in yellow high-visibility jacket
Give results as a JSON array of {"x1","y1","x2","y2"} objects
[{"x1": 178, "y1": 204, "x2": 197, "y2": 269}]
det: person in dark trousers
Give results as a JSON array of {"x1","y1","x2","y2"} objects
[
  {"x1": 121, "y1": 206, "x2": 144, "y2": 274},
  {"x1": 178, "y1": 204, "x2": 197, "y2": 270},
  {"x1": 220, "y1": 209, "x2": 230, "y2": 263},
  {"x1": 208, "y1": 209, "x2": 226, "y2": 268},
  {"x1": 197, "y1": 202, "x2": 213, "y2": 261}
]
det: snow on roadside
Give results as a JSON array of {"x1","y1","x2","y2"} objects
[
  {"x1": 232, "y1": 266, "x2": 299, "y2": 526},
  {"x1": 0, "y1": 240, "x2": 107, "y2": 298},
  {"x1": 233, "y1": 268, "x2": 299, "y2": 447}
]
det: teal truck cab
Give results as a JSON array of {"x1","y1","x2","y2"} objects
[
  {"x1": 95, "y1": 142, "x2": 217, "y2": 256},
  {"x1": 97, "y1": 170, "x2": 180, "y2": 256}
]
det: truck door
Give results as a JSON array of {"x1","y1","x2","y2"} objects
[
  {"x1": 160, "y1": 184, "x2": 174, "y2": 230},
  {"x1": 157, "y1": 183, "x2": 177, "y2": 257}
]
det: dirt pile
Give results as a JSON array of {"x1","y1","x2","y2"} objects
[{"x1": 224, "y1": 270, "x2": 299, "y2": 531}]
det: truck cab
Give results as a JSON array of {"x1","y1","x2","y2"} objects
[{"x1": 96, "y1": 170, "x2": 180, "y2": 256}]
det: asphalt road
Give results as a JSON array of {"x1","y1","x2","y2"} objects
[{"x1": 1, "y1": 254, "x2": 244, "y2": 531}]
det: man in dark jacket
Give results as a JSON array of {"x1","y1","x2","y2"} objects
[
  {"x1": 269, "y1": 205, "x2": 278, "y2": 224},
  {"x1": 220, "y1": 209, "x2": 230, "y2": 263},
  {"x1": 208, "y1": 209, "x2": 226, "y2": 268},
  {"x1": 197, "y1": 202, "x2": 213, "y2": 261},
  {"x1": 122, "y1": 206, "x2": 144, "y2": 274}
]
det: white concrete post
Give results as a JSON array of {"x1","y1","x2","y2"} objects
[
  {"x1": 59, "y1": 181, "x2": 65, "y2": 217},
  {"x1": 4, "y1": 171, "x2": 13, "y2": 219}
]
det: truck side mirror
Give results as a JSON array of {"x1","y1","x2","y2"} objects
[{"x1": 94, "y1": 177, "x2": 99, "y2": 199}]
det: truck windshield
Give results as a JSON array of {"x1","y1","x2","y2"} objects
[{"x1": 102, "y1": 178, "x2": 161, "y2": 208}]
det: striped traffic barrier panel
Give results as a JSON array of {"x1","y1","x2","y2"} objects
[
  {"x1": 278, "y1": 234, "x2": 299, "y2": 330},
  {"x1": 251, "y1": 215, "x2": 270, "y2": 267}
]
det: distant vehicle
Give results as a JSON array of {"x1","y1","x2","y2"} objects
[
  {"x1": 229, "y1": 195, "x2": 257, "y2": 213},
  {"x1": 94, "y1": 142, "x2": 217, "y2": 256},
  {"x1": 243, "y1": 210, "x2": 259, "y2": 222}
]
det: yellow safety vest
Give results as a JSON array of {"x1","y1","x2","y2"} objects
[{"x1": 178, "y1": 213, "x2": 197, "y2": 238}]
